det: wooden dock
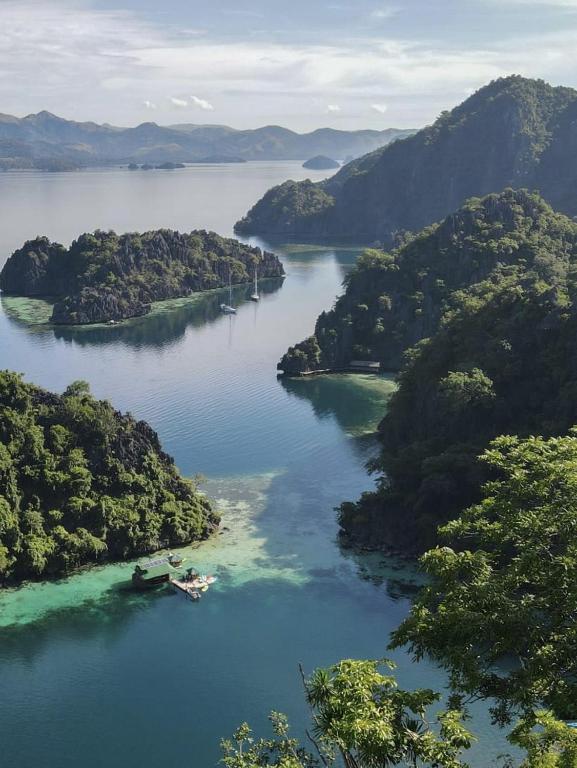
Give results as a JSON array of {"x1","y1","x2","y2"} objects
[{"x1": 170, "y1": 578, "x2": 193, "y2": 595}]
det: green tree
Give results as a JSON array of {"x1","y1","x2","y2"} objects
[
  {"x1": 510, "y1": 712, "x2": 577, "y2": 768},
  {"x1": 221, "y1": 712, "x2": 317, "y2": 768},
  {"x1": 221, "y1": 660, "x2": 472, "y2": 768},
  {"x1": 392, "y1": 432, "x2": 577, "y2": 724},
  {"x1": 63, "y1": 380, "x2": 91, "y2": 399}
]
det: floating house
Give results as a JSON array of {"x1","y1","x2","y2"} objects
[{"x1": 131, "y1": 554, "x2": 182, "y2": 588}]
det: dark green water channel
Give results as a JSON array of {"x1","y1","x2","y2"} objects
[{"x1": 0, "y1": 164, "x2": 512, "y2": 766}]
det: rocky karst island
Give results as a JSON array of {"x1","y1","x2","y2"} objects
[
  {"x1": 0, "y1": 372, "x2": 219, "y2": 583},
  {"x1": 0, "y1": 229, "x2": 284, "y2": 324}
]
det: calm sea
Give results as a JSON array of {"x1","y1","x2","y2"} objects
[{"x1": 0, "y1": 162, "x2": 513, "y2": 767}]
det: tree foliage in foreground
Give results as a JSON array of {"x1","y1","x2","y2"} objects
[
  {"x1": 511, "y1": 712, "x2": 577, "y2": 768},
  {"x1": 221, "y1": 668, "x2": 577, "y2": 768},
  {"x1": 221, "y1": 659, "x2": 472, "y2": 768},
  {"x1": 392, "y1": 432, "x2": 577, "y2": 725}
]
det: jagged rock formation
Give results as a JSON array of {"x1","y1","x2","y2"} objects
[
  {"x1": 236, "y1": 76, "x2": 577, "y2": 243},
  {"x1": 0, "y1": 229, "x2": 284, "y2": 324}
]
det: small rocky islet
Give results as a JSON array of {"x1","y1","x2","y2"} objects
[
  {"x1": 0, "y1": 228, "x2": 284, "y2": 325},
  {"x1": 302, "y1": 155, "x2": 340, "y2": 170}
]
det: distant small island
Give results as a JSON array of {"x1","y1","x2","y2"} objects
[
  {"x1": 302, "y1": 155, "x2": 340, "y2": 170},
  {"x1": 0, "y1": 157, "x2": 80, "y2": 172},
  {"x1": 0, "y1": 229, "x2": 284, "y2": 325},
  {"x1": 129, "y1": 162, "x2": 186, "y2": 170},
  {"x1": 194, "y1": 155, "x2": 247, "y2": 164},
  {"x1": 0, "y1": 372, "x2": 219, "y2": 584}
]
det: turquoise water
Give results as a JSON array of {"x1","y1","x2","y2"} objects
[{"x1": 0, "y1": 164, "x2": 513, "y2": 766}]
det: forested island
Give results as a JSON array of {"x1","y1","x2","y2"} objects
[
  {"x1": 302, "y1": 155, "x2": 340, "y2": 170},
  {"x1": 0, "y1": 372, "x2": 219, "y2": 583},
  {"x1": 128, "y1": 162, "x2": 186, "y2": 170},
  {"x1": 235, "y1": 76, "x2": 577, "y2": 243},
  {"x1": 0, "y1": 229, "x2": 284, "y2": 324},
  {"x1": 279, "y1": 188, "x2": 577, "y2": 553},
  {"x1": 195, "y1": 155, "x2": 247, "y2": 164}
]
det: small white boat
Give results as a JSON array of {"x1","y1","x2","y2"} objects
[
  {"x1": 191, "y1": 574, "x2": 217, "y2": 589},
  {"x1": 221, "y1": 267, "x2": 237, "y2": 314},
  {"x1": 250, "y1": 266, "x2": 260, "y2": 302}
]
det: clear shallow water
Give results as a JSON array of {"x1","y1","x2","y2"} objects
[{"x1": 0, "y1": 165, "x2": 513, "y2": 767}]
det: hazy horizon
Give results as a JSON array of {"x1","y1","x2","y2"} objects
[
  {"x1": 3, "y1": 108, "x2": 416, "y2": 134},
  {"x1": 2, "y1": 0, "x2": 577, "y2": 132}
]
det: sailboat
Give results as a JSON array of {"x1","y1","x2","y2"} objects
[
  {"x1": 250, "y1": 265, "x2": 260, "y2": 302},
  {"x1": 220, "y1": 266, "x2": 237, "y2": 314}
]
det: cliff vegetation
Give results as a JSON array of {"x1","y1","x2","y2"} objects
[
  {"x1": 0, "y1": 372, "x2": 218, "y2": 582},
  {"x1": 0, "y1": 229, "x2": 284, "y2": 324},
  {"x1": 236, "y1": 76, "x2": 577, "y2": 243}
]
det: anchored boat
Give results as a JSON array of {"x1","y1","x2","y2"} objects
[
  {"x1": 250, "y1": 265, "x2": 260, "y2": 302},
  {"x1": 220, "y1": 267, "x2": 237, "y2": 314}
]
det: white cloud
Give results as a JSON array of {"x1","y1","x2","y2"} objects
[
  {"x1": 371, "y1": 103, "x2": 388, "y2": 113},
  {"x1": 371, "y1": 5, "x2": 399, "y2": 19},
  {"x1": 327, "y1": 104, "x2": 341, "y2": 112},
  {"x1": 2, "y1": 1, "x2": 577, "y2": 129},
  {"x1": 143, "y1": 100, "x2": 157, "y2": 110},
  {"x1": 189, "y1": 95, "x2": 214, "y2": 111},
  {"x1": 485, "y1": 0, "x2": 577, "y2": 5}
]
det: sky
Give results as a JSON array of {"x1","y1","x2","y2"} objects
[{"x1": 1, "y1": 0, "x2": 577, "y2": 132}]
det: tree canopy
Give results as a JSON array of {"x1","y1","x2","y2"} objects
[
  {"x1": 392, "y1": 432, "x2": 577, "y2": 725},
  {"x1": 221, "y1": 660, "x2": 472, "y2": 768},
  {"x1": 0, "y1": 370, "x2": 218, "y2": 582}
]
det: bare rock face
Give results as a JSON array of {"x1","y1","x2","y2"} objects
[{"x1": 0, "y1": 228, "x2": 284, "y2": 325}]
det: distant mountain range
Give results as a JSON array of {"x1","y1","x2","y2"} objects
[
  {"x1": 0, "y1": 111, "x2": 415, "y2": 169},
  {"x1": 235, "y1": 76, "x2": 577, "y2": 244}
]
